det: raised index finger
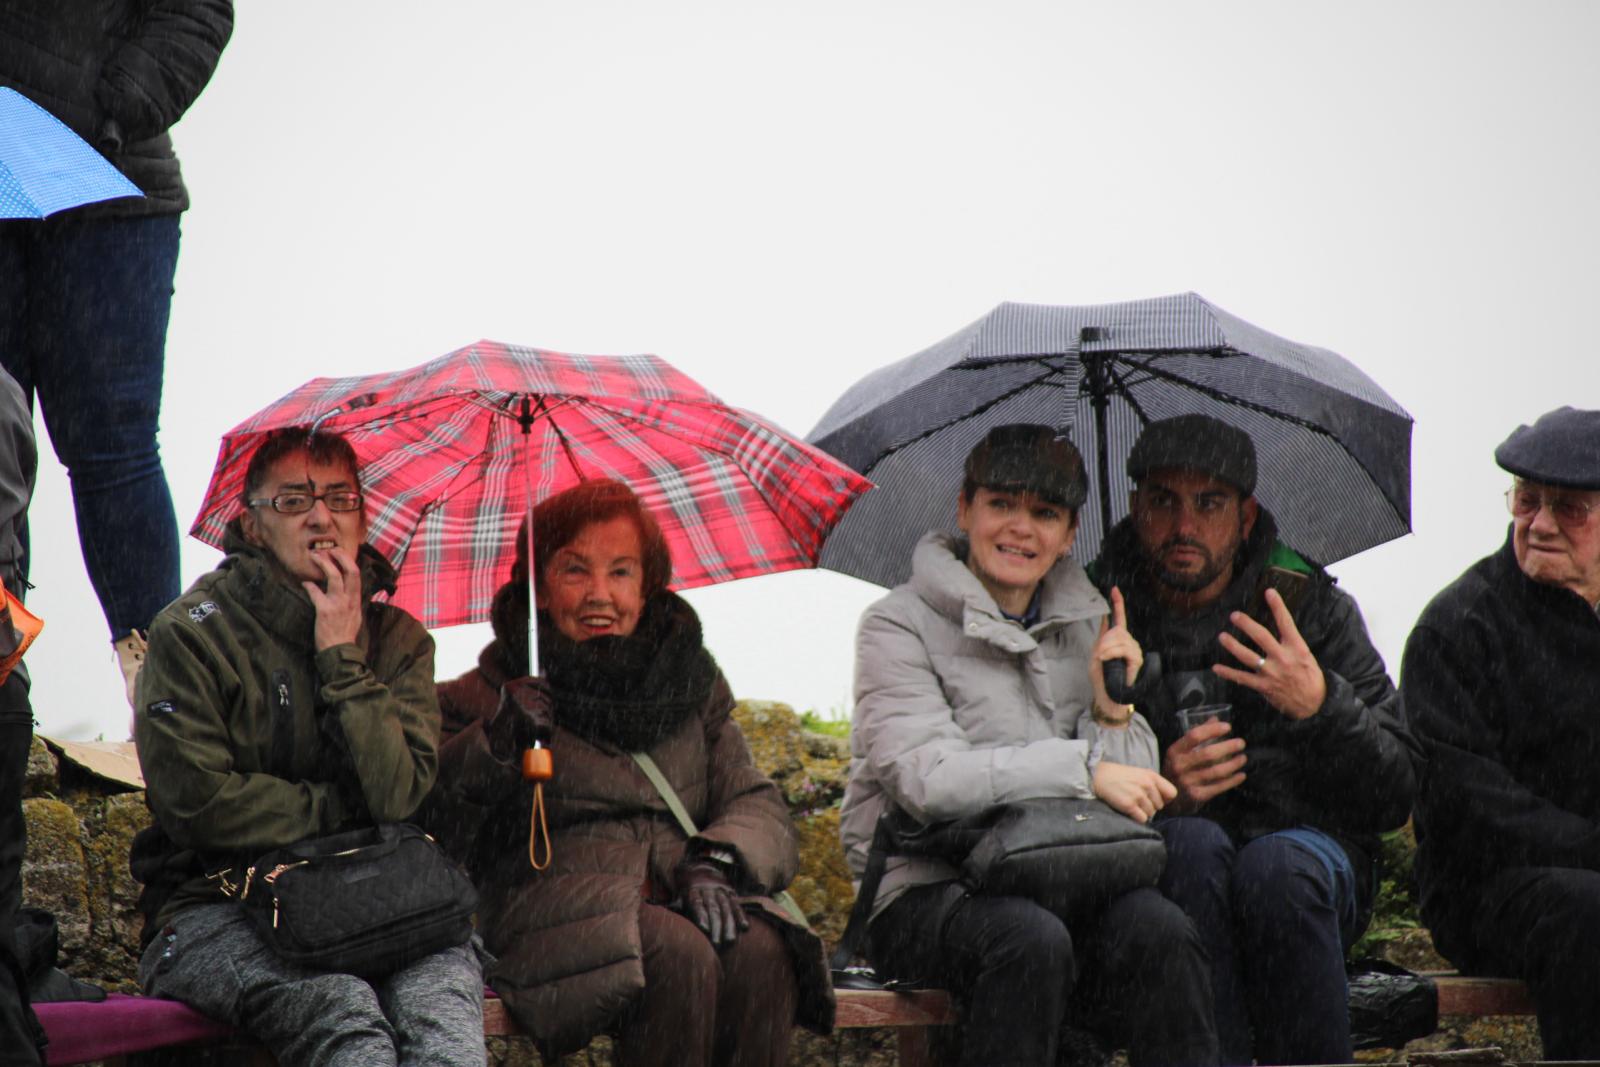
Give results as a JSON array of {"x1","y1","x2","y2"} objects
[{"x1": 1110, "y1": 585, "x2": 1128, "y2": 631}]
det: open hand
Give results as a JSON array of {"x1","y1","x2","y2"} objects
[
  {"x1": 1091, "y1": 761, "x2": 1176, "y2": 823},
  {"x1": 306, "y1": 548, "x2": 363, "y2": 651},
  {"x1": 1214, "y1": 587, "x2": 1327, "y2": 720},
  {"x1": 1161, "y1": 720, "x2": 1247, "y2": 813}
]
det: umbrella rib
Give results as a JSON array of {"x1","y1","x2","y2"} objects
[
  {"x1": 1105, "y1": 349, "x2": 1411, "y2": 530},
  {"x1": 1102, "y1": 349, "x2": 1339, "y2": 436},
  {"x1": 860, "y1": 357, "x2": 1073, "y2": 474}
]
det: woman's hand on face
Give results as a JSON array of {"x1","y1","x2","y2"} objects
[
  {"x1": 1090, "y1": 761, "x2": 1176, "y2": 824},
  {"x1": 305, "y1": 548, "x2": 363, "y2": 651},
  {"x1": 1088, "y1": 586, "x2": 1141, "y2": 721}
]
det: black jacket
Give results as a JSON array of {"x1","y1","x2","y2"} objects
[
  {"x1": 1404, "y1": 532, "x2": 1600, "y2": 968},
  {"x1": 0, "y1": 0, "x2": 233, "y2": 216},
  {"x1": 1093, "y1": 510, "x2": 1418, "y2": 910}
]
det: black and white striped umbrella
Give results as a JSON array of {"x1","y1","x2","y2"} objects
[{"x1": 807, "y1": 292, "x2": 1413, "y2": 588}]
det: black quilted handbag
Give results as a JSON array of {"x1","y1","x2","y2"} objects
[
  {"x1": 832, "y1": 796, "x2": 1167, "y2": 975},
  {"x1": 888, "y1": 796, "x2": 1166, "y2": 920},
  {"x1": 227, "y1": 823, "x2": 477, "y2": 978}
]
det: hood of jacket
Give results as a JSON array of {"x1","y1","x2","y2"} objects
[{"x1": 910, "y1": 530, "x2": 1107, "y2": 640}]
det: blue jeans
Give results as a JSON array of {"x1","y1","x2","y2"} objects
[
  {"x1": 1158, "y1": 817, "x2": 1359, "y2": 1066},
  {"x1": 0, "y1": 213, "x2": 182, "y2": 639}
]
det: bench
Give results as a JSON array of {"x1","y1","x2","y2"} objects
[{"x1": 34, "y1": 976, "x2": 1535, "y2": 1067}]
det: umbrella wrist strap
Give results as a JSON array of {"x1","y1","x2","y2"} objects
[
  {"x1": 629, "y1": 751, "x2": 810, "y2": 930},
  {"x1": 527, "y1": 782, "x2": 551, "y2": 870}
]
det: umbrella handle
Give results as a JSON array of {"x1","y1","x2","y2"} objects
[{"x1": 1102, "y1": 652, "x2": 1164, "y2": 707}]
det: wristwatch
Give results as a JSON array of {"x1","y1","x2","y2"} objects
[{"x1": 1092, "y1": 702, "x2": 1135, "y2": 727}]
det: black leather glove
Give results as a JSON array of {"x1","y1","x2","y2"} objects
[
  {"x1": 487, "y1": 676, "x2": 554, "y2": 760},
  {"x1": 674, "y1": 859, "x2": 749, "y2": 947}
]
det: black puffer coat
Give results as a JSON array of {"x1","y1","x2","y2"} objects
[
  {"x1": 0, "y1": 0, "x2": 233, "y2": 216},
  {"x1": 1093, "y1": 509, "x2": 1419, "y2": 915}
]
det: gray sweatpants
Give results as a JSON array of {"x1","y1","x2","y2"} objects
[{"x1": 140, "y1": 903, "x2": 486, "y2": 1067}]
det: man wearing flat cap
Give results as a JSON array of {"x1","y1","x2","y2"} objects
[
  {"x1": 1092, "y1": 414, "x2": 1417, "y2": 1066},
  {"x1": 1405, "y1": 406, "x2": 1600, "y2": 1059}
]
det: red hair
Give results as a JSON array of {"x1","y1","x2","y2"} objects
[{"x1": 515, "y1": 479, "x2": 673, "y2": 598}]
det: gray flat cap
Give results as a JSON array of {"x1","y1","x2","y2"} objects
[
  {"x1": 1127, "y1": 414, "x2": 1257, "y2": 496},
  {"x1": 1494, "y1": 407, "x2": 1600, "y2": 490}
]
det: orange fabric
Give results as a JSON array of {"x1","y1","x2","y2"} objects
[{"x1": 0, "y1": 577, "x2": 41, "y2": 685}]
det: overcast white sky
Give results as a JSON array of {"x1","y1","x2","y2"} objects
[{"x1": 24, "y1": 1, "x2": 1598, "y2": 740}]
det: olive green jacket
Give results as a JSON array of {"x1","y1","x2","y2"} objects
[{"x1": 132, "y1": 524, "x2": 439, "y2": 930}]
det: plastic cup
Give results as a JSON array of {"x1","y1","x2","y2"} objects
[{"x1": 1176, "y1": 704, "x2": 1233, "y2": 743}]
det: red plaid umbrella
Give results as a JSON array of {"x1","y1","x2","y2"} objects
[{"x1": 194, "y1": 341, "x2": 872, "y2": 641}]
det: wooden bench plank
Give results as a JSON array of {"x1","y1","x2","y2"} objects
[
  {"x1": 486, "y1": 987, "x2": 958, "y2": 1035},
  {"x1": 1431, "y1": 974, "x2": 1536, "y2": 1016}
]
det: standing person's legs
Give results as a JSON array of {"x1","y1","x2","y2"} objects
[
  {"x1": 1472, "y1": 866, "x2": 1600, "y2": 1060},
  {"x1": 613, "y1": 903, "x2": 718, "y2": 1067},
  {"x1": 1072, "y1": 886, "x2": 1218, "y2": 1067},
  {"x1": 867, "y1": 883, "x2": 1074, "y2": 1067},
  {"x1": 709, "y1": 914, "x2": 800, "y2": 1067},
  {"x1": 0, "y1": 676, "x2": 44, "y2": 1067},
  {"x1": 1158, "y1": 816, "x2": 1252, "y2": 1064},
  {"x1": 16, "y1": 214, "x2": 182, "y2": 641},
  {"x1": 1230, "y1": 829, "x2": 1357, "y2": 1066},
  {"x1": 140, "y1": 903, "x2": 399, "y2": 1067},
  {"x1": 376, "y1": 938, "x2": 486, "y2": 1067}
]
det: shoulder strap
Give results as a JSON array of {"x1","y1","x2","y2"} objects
[
  {"x1": 629, "y1": 751, "x2": 810, "y2": 930},
  {"x1": 631, "y1": 751, "x2": 698, "y2": 837},
  {"x1": 829, "y1": 813, "x2": 894, "y2": 971}
]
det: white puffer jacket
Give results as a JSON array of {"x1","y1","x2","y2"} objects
[{"x1": 838, "y1": 532, "x2": 1159, "y2": 918}]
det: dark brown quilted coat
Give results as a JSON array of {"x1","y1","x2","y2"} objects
[{"x1": 429, "y1": 638, "x2": 833, "y2": 1056}]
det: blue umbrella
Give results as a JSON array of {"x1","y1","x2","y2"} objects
[
  {"x1": 0, "y1": 88, "x2": 142, "y2": 219},
  {"x1": 808, "y1": 292, "x2": 1414, "y2": 587}
]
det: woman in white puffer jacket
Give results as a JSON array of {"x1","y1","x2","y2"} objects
[{"x1": 838, "y1": 424, "x2": 1219, "y2": 1067}]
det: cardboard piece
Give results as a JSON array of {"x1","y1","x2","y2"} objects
[{"x1": 40, "y1": 737, "x2": 143, "y2": 791}]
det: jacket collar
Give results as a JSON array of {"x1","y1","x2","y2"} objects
[
  {"x1": 1493, "y1": 527, "x2": 1600, "y2": 621},
  {"x1": 217, "y1": 520, "x2": 397, "y2": 647},
  {"x1": 910, "y1": 531, "x2": 1105, "y2": 650}
]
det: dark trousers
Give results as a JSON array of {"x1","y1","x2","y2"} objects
[
  {"x1": 615, "y1": 902, "x2": 801, "y2": 1067},
  {"x1": 0, "y1": 676, "x2": 43, "y2": 1066},
  {"x1": 867, "y1": 883, "x2": 1218, "y2": 1067},
  {"x1": 0, "y1": 214, "x2": 182, "y2": 640},
  {"x1": 1158, "y1": 817, "x2": 1358, "y2": 1067},
  {"x1": 1471, "y1": 866, "x2": 1600, "y2": 1060}
]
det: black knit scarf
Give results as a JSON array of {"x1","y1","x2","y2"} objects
[{"x1": 489, "y1": 580, "x2": 719, "y2": 752}]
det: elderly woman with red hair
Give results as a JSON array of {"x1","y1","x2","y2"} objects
[{"x1": 428, "y1": 479, "x2": 831, "y2": 1066}]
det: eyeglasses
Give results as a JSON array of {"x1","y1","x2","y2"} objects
[
  {"x1": 1506, "y1": 486, "x2": 1600, "y2": 529},
  {"x1": 247, "y1": 490, "x2": 364, "y2": 515}
]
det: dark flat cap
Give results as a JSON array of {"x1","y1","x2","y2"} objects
[
  {"x1": 1127, "y1": 414, "x2": 1257, "y2": 495},
  {"x1": 965, "y1": 424, "x2": 1088, "y2": 510},
  {"x1": 1495, "y1": 406, "x2": 1600, "y2": 490}
]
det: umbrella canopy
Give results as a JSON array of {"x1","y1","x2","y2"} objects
[
  {"x1": 0, "y1": 88, "x2": 142, "y2": 219},
  {"x1": 194, "y1": 341, "x2": 872, "y2": 632},
  {"x1": 808, "y1": 292, "x2": 1412, "y2": 588}
]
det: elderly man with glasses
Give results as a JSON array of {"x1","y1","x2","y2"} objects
[{"x1": 1405, "y1": 406, "x2": 1600, "y2": 1061}]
